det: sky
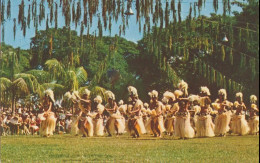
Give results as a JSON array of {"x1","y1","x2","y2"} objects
[{"x1": 1, "y1": 0, "x2": 243, "y2": 50}]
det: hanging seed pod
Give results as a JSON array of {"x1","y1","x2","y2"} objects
[
  {"x1": 165, "y1": 1, "x2": 169, "y2": 28},
  {"x1": 246, "y1": 23, "x2": 250, "y2": 49},
  {"x1": 203, "y1": 62, "x2": 207, "y2": 78},
  {"x1": 7, "y1": 0, "x2": 11, "y2": 19},
  {"x1": 223, "y1": 76, "x2": 226, "y2": 89},
  {"x1": 193, "y1": 2, "x2": 197, "y2": 18},
  {"x1": 50, "y1": 3, "x2": 53, "y2": 25},
  {"x1": 76, "y1": 1, "x2": 81, "y2": 25},
  {"x1": 178, "y1": 0, "x2": 181, "y2": 23},
  {"x1": 119, "y1": 25, "x2": 122, "y2": 37},
  {"x1": 213, "y1": 0, "x2": 218, "y2": 13},
  {"x1": 49, "y1": 34, "x2": 53, "y2": 56},
  {"x1": 240, "y1": 53, "x2": 246, "y2": 68},
  {"x1": 228, "y1": 79, "x2": 232, "y2": 94},
  {"x1": 13, "y1": 18, "x2": 16, "y2": 40},
  {"x1": 98, "y1": 16, "x2": 103, "y2": 37},
  {"x1": 221, "y1": 45, "x2": 225, "y2": 61},
  {"x1": 109, "y1": 16, "x2": 112, "y2": 34},
  {"x1": 80, "y1": 21, "x2": 84, "y2": 38},
  {"x1": 55, "y1": 2, "x2": 58, "y2": 29},
  {"x1": 22, "y1": 18, "x2": 26, "y2": 37},
  {"x1": 239, "y1": 28, "x2": 242, "y2": 44},
  {"x1": 207, "y1": 64, "x2": 211, "y2": 83},
  {"x1": 27, "y1": 5, "x2": 31, "y2": 28},
  {"x1": 250, "y1": 58, "x2": 256, "y2": 80},
  {"x1": 2, "y1": 23, "x2": 4, "y2": 42},
  {"x1": 18, "y1": 0, "x2": 25, "y2": 25},
  {"x1": 46, "y1": 15, "x2": 49, "y2": 31},
  {"x1": 229, "y1": 48, "x2": 233, "y2": 65},
  {"x1": 169, "y1": 36, "x2": 172, "y2": 50}
]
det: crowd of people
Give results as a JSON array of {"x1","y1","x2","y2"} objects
[{"x1": 0, "y1": 80, "x2": 259, "y2": 139}]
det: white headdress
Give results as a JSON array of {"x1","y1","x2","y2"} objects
[
  {"x1": 44, "y1": 89, "x2": 55, "y2": 103},
  {"x1": 97, "y1": 104, "x2": 105, "y2": 114},
  {"x1": 200, "y1": 86, "x2": 211, "y2": 96},
  {"x1": 162, "y1": 91, "x2": 175, "y2": 104},
  {"x1": 250, "y1": 95, "x2": 257, "y2": 104},
  {"x1": 118, "y1": 100, "x2": 124, "y2": 106},
  {"x1": 188, "y1": 95, "x2": 200, "y2": 102},
  {"x1": 174, "y1": 90, "x2": 183, "y2": 98},
  {"x1": 148, "y1": 90, "x2": 158, "y2": 98},
  {"x1": 143, "y1": 103, "x2": 149, "y2": 108},
  {"x1": 105, "y1": 91, "x2": 115, "y2": 100},
  {"x1": 94, "y1": 95, "x2": 102, "y2": 104},
  {"x1": 80, "y1": 89, "x2": 91, "y2": 96},
  {"x1": 64, "y1": 92, "x2": 72, "y2": 100},
  {"x1": 178, "y1": 80, "x2": 188, "y2": 96},
  {"x1": 236, "y1": 92, "x2": 243, "y2": 99},
  {"x1": 71, "y1": 91, "x2": 79, "y2": 100},
  {"x1": 128, "y1": 86, "x2": 138, "y2": 97},
  {"x1": 218, "y1": 89, "x2": 227, "y2": 100}
]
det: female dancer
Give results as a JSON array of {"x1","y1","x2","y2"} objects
[
  {"x1": 39, "y1": 89, "x2": 57, "y2": 137},
  {"x1": 248, "y1": 95, "x2": 259, "y2": 135},
  {"x1": 76, "y1": 89, "x2": 94, "y2": 137},
  {"x1": 174, "y1": 97, "x2": 195, "y2": 139},
  {"x1": 127, "y1": 86, "x2": 146, "y2": 138},
  {"x1": 146, "y1": 90, "x2": 165, "y2": 137},
  {"x1": 162, "y1": 91, "x2": 176, "y2": 136},
  {"x1": 93, "y1": 95, "x2": 105, "y2": 136},
  {"x1": 212, "y1": 89, "x2": 232, "y2": 137},
  {"x1": 105, "y1": 91, "x2": 125, "y2": 136},
  {"x1": 231, "y1": 92, "x2": 249, "y2": 135},
  {"x1": 195, "y1": 87, "x2": 215, "y2": 138}
]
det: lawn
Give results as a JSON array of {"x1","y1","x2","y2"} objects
[{"x1": 0, "y1": 134, "x2": 259, "y2": 162}]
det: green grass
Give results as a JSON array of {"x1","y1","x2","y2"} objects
[{"x1": 1, "y1": 134, "x2": 259, "y2": 162}]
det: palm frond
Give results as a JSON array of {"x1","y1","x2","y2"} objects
[
  {"x1": 45, "y1": 59, "x2": 65, "y2": 80},
  {"x1": 26, "y1": 69, "x2": 51, "y2": 83},
  {"x1": 76, "y1": 66, "x2": 88, "y2": 86},
  {"x1": 0, "y1": 77, "x2": 12, "y2": 92},
  {"x1": 14, "y1": 73, "x2": 41, "y2": 94},
  {"x1": 12, "y1": 78, "x2": 29, "y2": 95}
]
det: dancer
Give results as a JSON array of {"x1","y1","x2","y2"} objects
[
  {"x1": 146, "y1": 90, "x2": 165, "y2": 137},
  {"x1": 105, "y1": 91, "x2": 125, "y2": 136},
  {"x1": 93, "y1": 95, "x2": 105, "y2": 136},
  {"x1": 127, "y1": 86, "x2": 146, "y2": 138},
  {"x1": 248, "y1": 95, "x2": 259, "y2": 135},
  {"x1": 39, "y1": 89, "x2": 57, "y2": 137},
  {"x1": 194, "y1": 87, "x2": 215, "y2": 137},
  {"x1": 212, "y1": 89, "x2": 232, "y2": 137},
  {"x1": 174, "y1": 97, "x2": 195, "y2": 139},
  {"x1": 231, "y1": 92, "x2": 249, "y2": 135},
  {"x1": 76, "y1": 89, "x2": 94, "y2": 137},
  {"x1": 162, "y1": 91, "x2": 176, "y2": 136}
]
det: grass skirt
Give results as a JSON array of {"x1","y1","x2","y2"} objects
[
  {"x1": 249, "y1": 116, "x2": 259, "y2": 135},
  {"x1": 93, "y1": 118, "x2": 104, "y2": 136},
  {"x1": 39, "y1": 112, "x2": 57, "y2": 137},
  {"x1": 106, "y1": 114, "x2": 125, "y2": 134},
  {"x1": 231, "y1": 114, "x2": 249, "y2": 135},
  {"x1": 174, "y1": 113, "x2": 195, "y2": 138},
  {"x1": 194, "y1": 115, "x2": 215, "y2": 137},
  {"x1": 127, "y1": 116, "x2": 146, "y2": 136},
  {"x1": 145, "y1": 115, "x2": 166, "y2": 136},
  {"x1": 82, "y1": 116, "x2": 94, "y2": 137},
  {"x1": 71, "y1": 116, "x2": 80, "y2": 136},
  {"x1": 214, "y1": 111, "x2": 231, "y2": 135},
  {"x1": 164, "y1": 116, "x2": 175, "y2": 134}
]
